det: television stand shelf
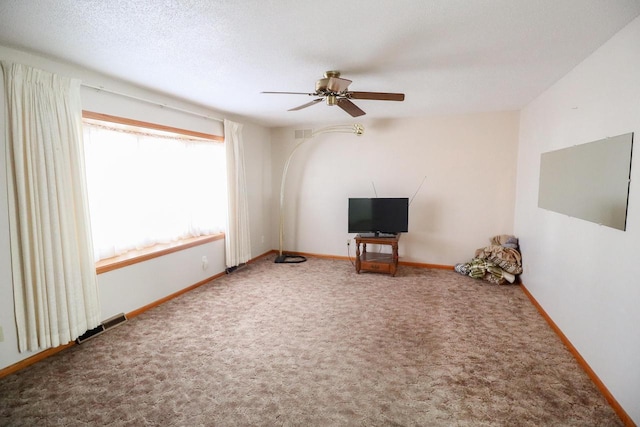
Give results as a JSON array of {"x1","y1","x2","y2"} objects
[{"x1": 354, "y1": 234, "x2": 400, "y2": 276}]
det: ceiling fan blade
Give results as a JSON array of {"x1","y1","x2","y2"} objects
[
  {"x1": 326, "y1": 77, "x2": 352, "y2": 93},
  {"x1": 348, "y1": 91, "x2": 405, "y2": 101},
  {"x1": 262, "y1": 91, "x2": 316, "y2": 96},
  {"x1": 337, "y1": 98, "x2": 366, "y2": 117},
  {"x1": 288, "y1": 98, "x2": 324, "y2": 111}
]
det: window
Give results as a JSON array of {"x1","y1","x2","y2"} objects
[{"x1": 82, "y1": 112, "x2": 226, "y2": 262}]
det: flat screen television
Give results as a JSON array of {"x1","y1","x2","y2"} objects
[{"x1": 348, "y1": 197, "x2": 409, "y2": 236}]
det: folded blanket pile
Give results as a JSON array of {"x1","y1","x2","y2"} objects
[{"x1": 454, "y1": 235, "x2": 522, "y2": 285}]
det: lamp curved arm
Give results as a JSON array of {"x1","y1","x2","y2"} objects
[
  {"x1": 278, "y1": 124, "x2": 364, "y2": 257},
  {"x1": 278, "y1": 139, "x2": 311, "y2": 256}
]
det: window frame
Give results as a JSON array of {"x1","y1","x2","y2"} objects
[
  {"x1": 82, "y1": 111, "x2": 225, "y2": 142},
  {"x1": 82, "y1": 111, "x2": 225, "y2": 274}
]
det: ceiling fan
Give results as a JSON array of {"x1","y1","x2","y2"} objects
[{"x1": 262, "y1": 70, "x2": 405, "y2": 117}]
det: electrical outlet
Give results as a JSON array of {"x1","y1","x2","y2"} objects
[
  {"x1": 201, "y1": 256, "x2": 209, "y2": 270},
  {"x1": 346, "y1": 238, "x2": 351, "y2": 246},
  {"x1": 0, "y1": 325, "x2": 4, "y2": 343}
]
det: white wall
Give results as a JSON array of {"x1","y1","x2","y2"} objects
[
  {"x1": 271, "y1": 112, "x2": 520, "y2": 265},
  {"x1": 243, "y1": 122, "x2": 273, "y2": 257},
  {"x1": 98, "y1": 242, "x2": 226, "y2": 318},
  {"x1": 0, "y1": 46, "x2": 272, "y2": 370},
  {"x1": 514, "y1": 16, "x2": 640, "y2": 425}
]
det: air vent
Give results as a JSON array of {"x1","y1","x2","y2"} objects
[
  {"x1": 294, "y1": 129, "x2": 312, "y2": 139},
  {"x1": 102, "y1": 313, "x2": 128, "y2": 330},
  {"x1": 75, "y1": 325, "x2": 105, "y2": 344},
  {"x1": 226, "y1": 263, "x2": 247, "y2": 274},
  {"x1": 75, "y1": 313, "x2": 128, "y2": 344}
]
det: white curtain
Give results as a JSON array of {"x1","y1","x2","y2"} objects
[
  {"x1": 82, "y1": 123, "x2": 226, "y2": 261},
  {"x1": 224, "y1": 119, "x2": 251, "y2": 268},
  {"x1": 2, "y1": 62, "x2": 101, "y2": 352}
]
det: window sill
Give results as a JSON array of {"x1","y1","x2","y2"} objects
[{"x1": 95, "y1": 233, "x2": 225, "y2": 274}]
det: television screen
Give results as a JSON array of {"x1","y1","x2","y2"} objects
[{"x1": 348, "y1": 198, "x2": 409, "y2": 235}]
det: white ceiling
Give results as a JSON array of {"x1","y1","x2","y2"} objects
[{"x1": 1, "y1": 0, "x2": 639, "y2": 127}]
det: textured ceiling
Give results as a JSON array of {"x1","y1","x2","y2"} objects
[{"x1": 1, "y1": 0, "x2": 639, "y2": 127}]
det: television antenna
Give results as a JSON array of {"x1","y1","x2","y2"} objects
[
  {"x1": 410, "y1": 176, "x2": 427, "y2": 205},
  {"x1": 368, "y1": 175, "x2": 426, "y2": 203}
]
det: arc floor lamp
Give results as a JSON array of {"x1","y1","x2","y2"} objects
[{"x1": 275, "y1": 123, "x2": 365, "y2": 263}]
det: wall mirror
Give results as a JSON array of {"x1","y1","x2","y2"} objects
[{"x1": 538, "y1": 132, "x2": 633, "y2": 231}]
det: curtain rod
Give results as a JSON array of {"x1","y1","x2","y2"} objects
[{"x1": 81, "y1": 83, "x2": 225, "y2": 123}]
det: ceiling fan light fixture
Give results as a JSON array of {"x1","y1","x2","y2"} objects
[{"x1": 315, "y1": 78, "x2": 329, "y2": 92}]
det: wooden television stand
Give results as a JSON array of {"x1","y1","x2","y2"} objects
[{"x1": 354, "y1": 233, "x2": 400, "y2": 276}]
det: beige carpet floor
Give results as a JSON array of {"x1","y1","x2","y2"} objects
[{"x1": 0, "y1": 256, "x2": 623, "y2": 426}]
